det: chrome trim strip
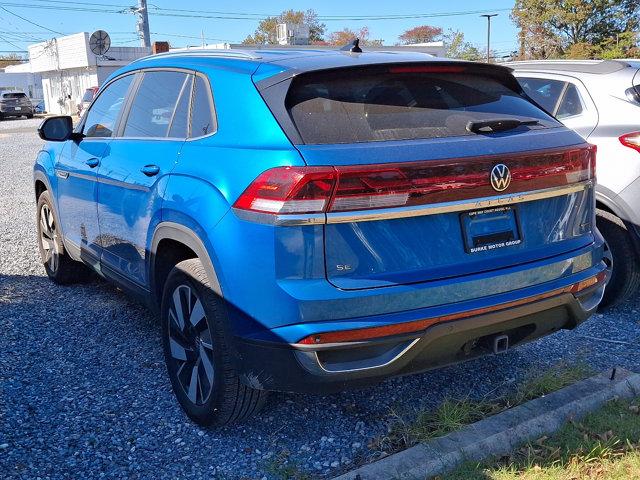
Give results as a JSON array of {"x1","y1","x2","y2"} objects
[
  {"x1": 232, "y1": 208, "x2": 326, "y2": 226},
  {"x1": 326, "y1": 181, "x2": 591, "y2": 224},
  {"x1": 55, "y1": 170, "x2": 69, "y2": 179},
  {"x1": 313, "y1": 338, "x2": 420, "y2": 374},
  {"x1": 233, "y1": 181, "x2": 591, "y2": 226}
]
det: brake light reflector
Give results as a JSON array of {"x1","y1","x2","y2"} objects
[
  {"x1": 388, "y1": 65, "x2": 466, "y2": 74},
  {"x1": 233, "y1": 145, "x2": 595, "y2": 216},
  {"x1": 619, "y1": 132, "x2": 640, "y2": 153}
]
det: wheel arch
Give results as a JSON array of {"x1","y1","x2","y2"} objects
[
  {"x1": 595, "y1": 190, "x2": 640, "y2": 258},
  {"x1": 150, "y1": 222, "x2": 223, "y2": 309},
  {"x1": 33, "y1": 169, "x2": 53, "y2": 202}
]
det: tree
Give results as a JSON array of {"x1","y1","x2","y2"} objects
[
  {"x1": 512, "y1": 0, "x2": 640, "y2": 59},
  {"x1": 326, "y1": 27, "x2": 383, "y2": 47},
  {"x1": 0, "y1": 53, "x2": 24, "y2": 68},
  {"x1": 242, "y1": 9, "x2": 326, "y2": 45},
  {"x1": 442, "y1": 30, "x2": 482, "y2": 60},
  {"x1": 398, "y1": 25, "x2": 443, "y2": 44}
]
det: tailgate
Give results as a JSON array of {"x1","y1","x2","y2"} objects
[{"x1": 251, "y1": 61, "x2": 596, "y2": 289}]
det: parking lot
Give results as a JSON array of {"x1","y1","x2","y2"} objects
[{"x1": 1, "y1": 116, "x2": 639, "y2": 479}]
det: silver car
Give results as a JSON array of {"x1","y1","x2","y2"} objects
[{"x1": 508, "y1": 59, "x2": 640, "y2": 308}]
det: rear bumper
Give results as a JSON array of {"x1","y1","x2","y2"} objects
[{"x1": 233, "y1": 266, "x2": 606, "y2": 393}]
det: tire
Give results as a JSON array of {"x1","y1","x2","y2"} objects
[
  {"x1": 596, "y1": 209, "x2": 640, "y2": 309},
  {"x1": 36, "y1": 190, "x2": 91, "y2": 284},
  {"x1": 27, "y1": 114, "x2": 34, "y2": 119},
  {"x1": 161, "y1": 258, "x2": 267, "y2": 426}
]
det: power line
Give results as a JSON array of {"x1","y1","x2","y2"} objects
[
  {"x1": 0, "y1": 4, "x2": 64, "y2": 35},
  {"x1": 0, "y1": 2, "x2": 513, "y2": 21},
  {"x1": 0, "y1": 33, "x2": 25, "y2": 50}
]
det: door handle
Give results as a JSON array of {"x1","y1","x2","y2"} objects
[
  {"x1": 141, "y1": 164, "x2": 160, "y2": 177},
  {"x1": 85, "y1": 158, "x2": 99, "y2": 168}
]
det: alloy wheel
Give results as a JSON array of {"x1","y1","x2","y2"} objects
[
  {"x1": 39, "y1": 204, "x2": 59, "y2": 273},
  {"x1": 167, "y1": 284, "x2": 215, "y2": 406}
]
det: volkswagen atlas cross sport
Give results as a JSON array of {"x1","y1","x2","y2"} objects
[
  {"x1": 34, "y1": 49, "x2": 607, "y2": 426},
  {"x1": 508, "y1": 59, "x2": 640, "y2": 308}
]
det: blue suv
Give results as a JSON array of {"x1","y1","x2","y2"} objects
[{"x1": 34, "y1": 49, "x2": 607, "y2": 425}]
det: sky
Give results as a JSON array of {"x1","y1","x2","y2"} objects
[{"x1": 0, "y1": 0, "x2": 519, "y2": 57}]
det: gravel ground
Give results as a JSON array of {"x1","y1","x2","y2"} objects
[{"x1": 1, "y1": 117, "x2": 639, "y2": 479}]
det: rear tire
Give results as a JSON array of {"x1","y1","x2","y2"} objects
[
  {"x1": 161, "y1": 258, "x2": 267, "y2": 426},
  {"x1": 596, "y1": 209, "x2": 640, "y2": 309},
  {"x1": 36, "y1": 190, "x2": 91, "y2": 284}
]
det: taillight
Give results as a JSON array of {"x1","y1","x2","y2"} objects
[
  {"x1": 388, "y1": 65, "x2": 466, "y2": 74},
  {"x1": 232, "y1": 166, "x2": 336, "y2": 214},
  {"x1": 233, "y1": 145, "x2": 595, "y2": 216},
  {"x1": 619, "y1": 132, "x2": 640, "y2": 153}
]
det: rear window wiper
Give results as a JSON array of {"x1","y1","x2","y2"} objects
[{"x1": 466, "y1": 118, "x2": 539, "y2": 134}]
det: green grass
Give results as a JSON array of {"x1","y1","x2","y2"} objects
[
  {"x1": 261, "y1": 450, "x2": 312, "y2": 480},
  {"x1": 442, "y1": 397, "x2": 640, "y2": 479},
  {"x1": 370, "y1": 362, "x2": 593, "y2": 454}
]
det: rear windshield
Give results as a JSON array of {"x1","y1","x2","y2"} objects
[
  {"x1": 2, "y1": 93, "x2": 27, "y2": 99},
  {"x1": 285, "y1": 67, "x2": 557, "y2": 144}
]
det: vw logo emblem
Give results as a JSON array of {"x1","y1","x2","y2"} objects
[{"x1": 490, "y1": 164, "x2": 511, "y2": 192}]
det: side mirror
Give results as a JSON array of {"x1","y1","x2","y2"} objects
[{"x1": 37, "y1": 116, "x2": 74, "y2": 142}]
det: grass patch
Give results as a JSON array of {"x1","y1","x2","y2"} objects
[
  {"x1": 442, "y1": 397, "x2": 640, "y2": 479},
  {"x1": 370, "y1": 362, "x2": 593, "y2": 454},
  {"x1": 262, "y1": 450, "x2": 311, "y2": 480}
]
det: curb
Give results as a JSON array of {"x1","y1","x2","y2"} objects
[{"x1": 333, "y1": 368, "x2": 640, "y2": 480}]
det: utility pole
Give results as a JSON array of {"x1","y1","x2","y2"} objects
[
  {"x1": 481, "y1": 13, "x2": 498, "y2": 63},
  {"x1": 136, "y1": 0, "x2": 151, "y2": 48}
]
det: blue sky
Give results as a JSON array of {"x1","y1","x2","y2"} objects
[{"x1": 0, "y1": 0, "x2": 519, "y2": 57}]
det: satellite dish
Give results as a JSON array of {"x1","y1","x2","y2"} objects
[{"x1": 89, "y1": 30, "x2": 111, "y2": 56}]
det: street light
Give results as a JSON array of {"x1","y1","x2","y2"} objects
[{"x1": 480, "y1": 13, "x2": 498, "y2": 63}]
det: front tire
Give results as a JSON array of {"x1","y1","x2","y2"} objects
[
  {"x1": 36, "y1": 190, "x2": 90, "y2": 284},
  {"x1": 596, "y1": 209, "x2": 640, "y2": 309},
  {"x1": 161, "y1": 258, "x2": 267, "y2": 426}
]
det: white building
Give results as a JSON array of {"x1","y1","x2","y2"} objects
[
  {"x1": 1, "y1": 62, "x2": 43, "y2": 103},
  {"x1": 27, "y1": 32, "x2": 150, "y2": 115}
]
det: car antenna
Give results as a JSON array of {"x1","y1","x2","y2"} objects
[{"x1": 340, "y1": 38, "x2": 362, "y2": 53}]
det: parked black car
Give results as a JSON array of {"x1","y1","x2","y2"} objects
[{"x1": 0, "y1": 90, "x2": 34, "y2": 119}]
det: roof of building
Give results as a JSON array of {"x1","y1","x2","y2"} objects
[{"x1": 505, "y1": 59, "x2": 640, "y2": 75}]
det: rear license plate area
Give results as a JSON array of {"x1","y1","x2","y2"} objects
[{"x1": 461, "y1": 206, "x2": 522, "y2": 253}]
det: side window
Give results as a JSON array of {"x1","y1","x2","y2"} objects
[
  {"x1": 83, "y1": 75, "x2": 133, "y2": 138},
  {"x1": 168, "y1": 75, "x2": 193, "y2": 139},
  {"x1": 556, "y1": 84, "x2": 584, "y2": 119},
  {"x1": 123, "y1": 71, "x2": 188, "y2": 138},
  {"x1": 190, "y1": 75, "x2": 216, "y2": 138},
  {"x1": 518, "y1": 77, "x2": 566, "y2": 115}
]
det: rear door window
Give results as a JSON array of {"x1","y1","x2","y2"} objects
[
  {"x1": 286, "y1": 67, "x2": 557, "y2": 144},
  {"x1": 518, "y1": 77, "x2": 566, "y2": 114},
  {"x1": 123, "y1": 70, "x2": 189, "y2": 138},
  {"x1": 168, "y1": 75, "x2": 193, "y2": 138}
]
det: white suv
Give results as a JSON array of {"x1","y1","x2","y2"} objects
[{"x1": 510, "y1": 59, "x2": 640, "y2": 308}]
